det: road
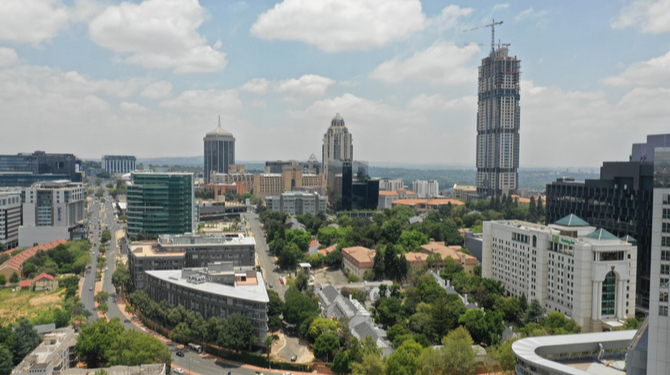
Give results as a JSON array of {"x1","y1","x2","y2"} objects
[
  {"x1": 88, "y1": 181, "x2": 272, "y2": 375},
  {"x1": 242, "y1": 212, "x2": 288, "y2": 300}
]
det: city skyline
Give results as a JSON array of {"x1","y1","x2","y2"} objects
[{"x1": 0, "y1": 0, "x2": 669, "y2": 168}]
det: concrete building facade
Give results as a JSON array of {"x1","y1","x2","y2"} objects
[
  {"x1": 129, "y1": 233, "x2": 255, "y2": 290},
  {"x1": 342, "y1": 246, "x2": 375, "y2": 279},
  {"x1": 0, "y1": 151, "x2": 82, "y2": 186},
  {"x1": 253, "y1": 167, "x2": 326, "y2": 198},
  {"x1": 145, "y1": 262, "x2": 269, "y2": 341},
  {"x1": 413, "y1": 180, "x2": 439, "y2": 198},
  {"x1": 322, "y1": 113, "x2": 353, "y2": 181},
  {"x1": 102, "y1": 155, "x2": 136, "y2": 174},
  {"x1": 483, "y1": 216, "x2": 637, "y2": 332},
  {"x1": 378, "y1": 179, "x2": 405, "y2": 191},
  {"x1": 204, "y1": 118, "x2": 235, "y2": 184},
  {"x1": 266, "y1": 191, "x2": 326, "y2": 215},
  {"x1": 12, "y1": 327, "x2": 78, "y2": 375},
  {"x1": 476, "y1": 47, "x2": 521, "y2": 197},
  {"x1": 0, "y1": 191, "x2": 21, "y2": 249},
  {"x1": 19, "y1": 181, "x2": 85, "y2": 247}
]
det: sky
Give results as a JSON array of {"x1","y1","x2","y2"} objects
[{"x1": 1, "y1": 0, "x2": 669, "y2": 168}]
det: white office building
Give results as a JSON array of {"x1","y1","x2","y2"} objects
[
  {"x1": 265, "y1": 191, "x2": 326, "y2": 215},
  {"x1": 413, "y1": 180, "x2": 439, "y2": 198},
  {"x1": 483, "y1": 215, "x2": 637, "y2": 332},
  {"x1": 102, "y1": 155, "x2": 136, "y2": 175},
  {"x1": 18, "y1": 181, "x2": 85, "y2": 247},
  {"x1": 378, "y1": 178, "x2": 405, "y2": 191},
  {"x1": 0, "y1": 190, "x2": 21, "y2": 249}
]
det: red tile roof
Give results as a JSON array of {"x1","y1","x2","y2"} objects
[
  {"x1": 34, "y1": 273, "x2": 54, "y2": 281},
  {"x1": 20, "y1": 280, "x2": 31, "y2": 287},
  {"x1": 2, "y1": 239, "x2": 67, "y2": 275}
]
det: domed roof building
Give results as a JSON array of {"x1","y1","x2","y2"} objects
[
  {"x1": 322, "y1": 113, "x2": 353, "y2": 179},
  {"x1": 204, "y1": 116, "x2": 236, "y2": 183}
]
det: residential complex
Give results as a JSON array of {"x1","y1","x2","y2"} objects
[
  {"x1": 0, "y1": 239, "x2": 66, "y2": 279},
  {"x1": 342, "y1": 246, "x2": 375, "y2": 278},
  {"x1": 378, "y1": 189, "x2": 416, "y2": 210},
  {"x1": 378, "y1": 178, "x2": 405, "y2": 191},
  {"x1": 412, "y1": 180, "x2": 439, "y2": 198},
  {"x1": 129, "y1": 233, "x2": 255, "y2": 289},
  {"x1": 204, "y1": 118, "x2": 236, "y2": 184},
  {"x1": 0, "y1": 190, "x2": 21, "y2": 249},
  {"x1": 453, "y1": 185, "x2": 478, "y2": 202},
  {"x1": 322, "y1": 113, "x2": 353, "y2": 181},
  {"x1": 211, "y1": 173, "x2": 254, "y2": 194},
  {"x1": 483, "y1": 215, "x2": 637, "y2": 332},
  {"x1": 419, "y1": 240, "x2": 479, "y2": 274},
  {"x1": 126, "y1": 172, "x2": 196, "y2": 236},
  {"x1": 545, "y1": 157, "x2": 653, "y2": 311},
  {"x1": 252, "y1": 166, "x2": 326, "y2": 198},
  {"x1": 476, "y1": 46, "x2": 521, "y2": 197},
  {"x1": 102, "y1": 155, "x2": 136, "y2": 174},
  {"x1": 18, "y1": 181, "x2": 85, "y2": 247},
  {"x1": 0, "y1": 151, "x2": 82, "y2": 187},
  {"x1": 266, "y1": 191, "x2": 326, "y2": 215},
  {"x1": 145, "y1": 262, "x2": 269, "y2": 341},
  {"x1": 13, "y1": 327, "x2": 78, "y2": 375},
  {"x1": 391, "y1": 198, "x2": 465, "y2": 213}
]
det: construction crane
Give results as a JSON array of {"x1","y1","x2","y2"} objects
[{"x1": 464, "y1": 19, "x2": 503, "y2": 197}]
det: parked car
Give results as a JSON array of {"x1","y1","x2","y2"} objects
[
  {"x1": 173, "y1": 369, "x2": 184, "y2": 374},
  {"x1": 269, "y1": 283, "x2": 273, "y2": 288},
  {"x1": 175, "y1": 351, "x2": 184, "y2": 357},
  {"x1": 89, "y1": 286, "x2": 93, "y2": 291},
  {"x1": 291, "y1": 355, "x2": 297, "y2": 362}
]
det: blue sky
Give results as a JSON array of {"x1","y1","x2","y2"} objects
[{"x1": 1, "y1": 0, "x2": 669, "y2": 168}]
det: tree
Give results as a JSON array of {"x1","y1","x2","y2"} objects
[
  {"x1": 9, "y1": 273, "x2": 18, "y2": 284},
  {"x1": 267, "y1": 289, "x2": 284, "y2": 317},
  {"x1": 352, "y1": 352, "x2": 385, "y2": 375},
  {"x1": 313, "y1": 332, "x2": 340, "y2": 361},
  {"x1": 331, "y1": 351, "x2": 351, "y2": 374},
  {"x1": 386, "y1": 324, "x2": 411, "y2": 343},
  {"x1": 218, "y1": 314, "x2": 256, "y2": 352},
  {"x1": 0, "y1": 346, "x2": 13, "y2": 375},
  {"x1": 75, "y1": 318, "x2": 126, "y2": 368},
  {"x1": 0, "y1": 275, "x2": 5, "y2": 286},
  {"x1": 263, "y1": 335, "x2": 277, "y2": 368},
  {"x1": 439, "y1": 326, "x2": 476, "y2": 375},
  {"x1": 283, "y1": 286, "x2": 319, "y2": 325},
  {"x1": 542, "y1": 312, "x2": 581, "y2": 335},
  {"x1": 458, "y1": 309, "x2": 505, "y2": 346},
  {"x1": 112, "y1": 264, "x2": 132, "y2": 295},
  {"x1": 378, "y1": 284, "x2": 388, "y2": 299},
  {"x1": 385, "y1": 339, "x2": 422, "y2": 375},
  {"x1": 278, "y1": 243, "x2": 303, "y2": 270},
  {"x1": 170, "y1": 322, "x2": 192, "y2": 343},
  {"x1": 398, "y1": 231, "x2": 429, "y2": 252},
  {"x1": 308, "y1": 318, "x2": 338, "y2": 341},
  {"x1": 375, "y1": 297, "x2": 402, "y2": 329},
  {"x1": 493, "y1": 338, "x2": 518, "y2": 374},
  {"x1": 0, "y1": 253, "x2": 9, "y2": 264},
  {"x1": 523, "y1": 299, "x2": 545, "y2": 324},
  {"x1": 373, "y1": 248, "x2": 386, "y2": 280},
  {"x1": 94, "y1": 291, "x2": 110, "y2": 304},
  {"x1": 98, "y1": 303, "x2": 109, "y2": 314},
  {"x1": 13, "y1": 318, "x2": 40, "y2": 363},
  {"x1": 106, "y1": 330, "x2": 172, "y2": 368},
  {"x1": 381, "y1": 219, "x2": 403, "y2": 244},
  {"x1": 94, "y1": 370, "x2": 108, "y2": 375}
]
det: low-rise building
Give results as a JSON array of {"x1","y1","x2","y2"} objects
[
  {"x1": 0, "y1": 239, "x2": 66, "y2": 280},
  {"x1": 265, "y1": 191, "x2": 326, "y2": 215},
  {"x1": 378, "y1": 178, "x2": 405, "y2": 192},
  {"x1": 129, "y1": 233, "x2": 255, "y2": 290},
  {"x1": 199, "y1": 201, "x2": 249, "y2": 221},
  {"x1": 33, "y1": 273, "x2": 55, "y2": 291},
  {"x1": 453, "y1": 185, "x2": 478, "y2": 201},
  {"x1": 378, "y1": 189, "x2": 416, "y2": 210},
  {"x1": 342, "y1": 246, "x2": 375, "y2": 279},
  {"x1": 420, "y1": 241, "x2": 479, "y2": 274},
  {"x1": 60, "y1": 364, "x2": 165, "y2": 375},
  {"x1": 145, "y1": 262, "x2": 269, "y2": 341},
  {"x1": 12, "y1": 327, "x2": 78, "y2": 375},
  {"x1": 0, "y1": 190, "x2": 21, "y2": 250},
  {"x1": 391, "y1": 198, "x2": 465, "y2": 213},
  {"x1": 482, "y1": 215, "x2": 638, "y2": 332},
  {"x1": 210, "y1": 173, "x2": 255, "y2": 194}
]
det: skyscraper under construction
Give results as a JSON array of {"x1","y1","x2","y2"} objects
[{"x1": 475, "y1": 46, "x2": 521, "y2": 197}]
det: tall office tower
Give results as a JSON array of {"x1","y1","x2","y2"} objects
[
  {"x1": 322, "y1": 113, "x2": 353, "y2": 180},
  {"x1": 18, "y1": 181, "x2": 85, "y2": 247},
  {"x1": 0, "y1": 151, "x2": 82, "y2": 187},
  {"x1": 648, "y1": 147, "x2": 670, "y2": 374},
  {"x1": 476, "y1": 47, "x2": 521, "y2": 197},
  {"x1": 127, "y1": 172, "x2": 196, "y2": 236},
  {"x1": 204, "y1": 117, "x2": 235, "y2": 184},
  {"x1": 102, "y1": 155, "x2": 136, "y2": 174},
  {"x1": 0, "y1": 191, "x2": 21, "y2": 249}
]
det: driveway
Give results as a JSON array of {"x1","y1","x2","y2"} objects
[
  {"x1": 274, "y1": 333, "x2": 314, "y2": 364},
  {"x1": 313, "y1": 267, "x2": 348, "y2": 286}
]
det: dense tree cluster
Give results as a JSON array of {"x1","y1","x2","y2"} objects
[
  {"x1": 0, "y1": 318, "x2": 40, "y2": 375},
  {"x1": 23, "y1": 241, "x2": 92, "y2": 278},
  {"x1": 127, "y1": 291, "x2": 257, "y2": 352}
]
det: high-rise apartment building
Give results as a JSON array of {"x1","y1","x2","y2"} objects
[
  {"x1": 204, "y1": 118, "x2": 235, "y2": 184},
  {"x1": 266, "y1": 191, "x2": 327, "y2": 215},
  {"x1": 413, "y1": 180, "x2": 439, "y2": 198},
  {"x1": 127, "y1": 172, "x2": 196, "y2": 236},
  {"x1": 102, "y1": 155, "x2": 136, "y2": 174},
  {"x1": 0, "y1": 191, "x2": 21, "y2": 249},
  {"x1": 476, "y1": 47, "x2": 521, "y2": 197},
  {"x1": 18, "y1": 181, "x2": 85, "y2": 247},
  {"x1": 322, "y1": 113, "x2": 353, "y2": 180}
]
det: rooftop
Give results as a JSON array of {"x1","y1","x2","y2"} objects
[
  {"x1": 342, "y1": 246, "x2": 375, "y2": 266},
  {"x1": 584, "y1": 228, "x2": 620, "y2": 241},
  {"x1": 145, "y1": 268, "x2": 269, "y2": 303},
  {"x1": 158, "y1": 233, "x2": 254, "y2": 247},
  {"x1": 555, "y1": 214, "x2": 590, "y2": 227},
  {"x1": 130, "y1": 243, "x2": 185, "y2": 258}
]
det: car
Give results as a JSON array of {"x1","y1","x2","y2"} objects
[
  {"x1": 105, "y1": 267, "x2": 108, "y2": 271},
  {"x1": 89, "y1": 286, "x2": 93, "y2": 291},
  {"x1": 269, "y1": 283, "x2": 273, "y2": 288},
  {"x1": 282, "y1": 373, "x2": 293, "y2": 375},
  {"x1": 173, "y1": 369, "x2": 184, "y2": 374},
  {"x1": 254, "y1": 372, "x2": 264, "y2": 375},
  {"x1": 175, "y1": 351, "x2": 184, "y2": 357},
  {"x1": 291, "y1": 355, "x2": 297, "y2": 362}
]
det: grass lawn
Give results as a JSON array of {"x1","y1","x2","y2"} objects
[{"x1": 0, "y1": 287, "x2": 65, "y2": 325}]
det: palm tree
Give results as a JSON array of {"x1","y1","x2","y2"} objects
[{"x1": 264, "y1": 335, "x2": 277, "y2": 368}]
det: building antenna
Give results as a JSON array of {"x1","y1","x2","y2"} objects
[
  {"x1": 218, "y1": 115, "x2": 221, "y2": 128},
  {"x1": 464, "y1": 19, "x2": 503, "y2": 197}
]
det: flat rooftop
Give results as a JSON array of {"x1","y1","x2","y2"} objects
[
  {"x1": 131, "y1": 243, "x2": 185, "y2": 258},
  {"x1": 145, "y1": 269, "x2": 269, "y2": 303},
  {"x1": 158, "y1": 233, "x2": 255, "y2": 246}
]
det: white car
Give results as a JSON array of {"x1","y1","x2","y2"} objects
[{"x1": 173, "y1": 369, "x2": 184, "y2": 374}]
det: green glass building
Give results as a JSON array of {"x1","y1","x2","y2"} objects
[{"x1": 127, "y1": 173, "x2": 196, "y2": 236}]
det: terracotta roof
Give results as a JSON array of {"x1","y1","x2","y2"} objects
[
  {"x1": 20, "y1": 280, "x2": 31, "y2": 287},
  {"x1": 34, "y1": 273, "x2": 54, "y2": 281},
  {"x1": 309, "y1": 239, "x2": 320, "y2": 248},
  {"x1": 378, "y1": 191, "x2": 399, "y2": 196},
  {"x1": 420, "y1": 243, "x2": 478, "y2": 266},
  {"x1": 392, "y1": 198, "x2": 465, "y2": 206},
  {"x1": 2, "y1": 239, "x2": 67, "y2": 274},
  {"x1": 342, "y1": 246, "x2": 375, "y2": 269},
  {"x1": 511, "y1": 195, "x2": 531, "y2": 204}
]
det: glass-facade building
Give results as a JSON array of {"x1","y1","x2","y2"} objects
[
  {"x1": 0, "y1": 151, "x2": 82, "y2": 187},
  {"x1": 127, "y1": 173, "x2": 196, "y2": 236},
  {"x1": 204, "y1": 122, "x2": 235, "y2": 184}
]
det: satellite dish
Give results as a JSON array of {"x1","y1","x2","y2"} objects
[{"x1": 453, "y1": 184, "x2": 457, "y2": 189}]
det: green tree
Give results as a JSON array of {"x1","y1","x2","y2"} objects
[
  {"x1": 439, "y1": 326, "x2": 476, "y2": 375},
  {"x1": 13, "y1": 318, "x2": 40, "y2": 364},
  {"x1": 0, "y1": 275, "x2": 5, "y2": 286},
  {"x1": 352, "y1": 352, "x2": 385, "y2": 375},
  {"x1": 9, "y1": 272, "x2": 19, "y2": 284},
  {"x1": 308, "y1": 318, "x2": 338, "y2": 341},
  {"x1": 170, "y1": 322, "x2": 192, "y2": 342},
  {"x1": 263, "y1": 335, "x2": 277, "y2": 368},
  {"x1": 278, "y1": 242, "x2": 303, "y2": 269},
  {"x1": 375, "y1": 297, "x2": 402, "y2": 329},
  {"x1": 331, "y1": 351, "x2": 351, "y2": 374},
  {"x1": 267, "y1": 289, "x2": 284, "y2": 316},
  {"x1": 385, "y1": 339, "x2": 422, "y2": 375},
  {"x1": 325, "y1": 248, "x2": 342, "y2": 268},
  {"x1": 283, "y1": 286, "x2": 319, "y2": 325},
  {"x1": 218, "y1": 314, "x2": 256, "y2": 352},
  {"x1": 0, "y1": 346, "x2": 13, "y2": 375},
  {"x1": 313, "y1": 332, "x2": 340, "y2": 361},
  {"x1": 111, "y1": 264, "x2": 132, "y2": 295},
  {"x1": 98, "y1": 303, "x2": 108, "y2": 314},
  {"x1": 458, "y1": 309, "x2": 505, "y2": 346},
  {"x1": 373, "y1": 248, "x2": 386, "y2": 280},
  {"x1": 381, "y1": 219, "x2": 403, "y2": 244},
  {"x1": 542, "y1": 312, "x2": 581, "y2": 335},
  {"x1": 106, "y1": 330, "x2": 172, "y2": 368},
  {"x1": 386, "y1": 324, "x2": 411, "y2": 343},
  {"x1": 397, "y1": 231, "x2": 429, "y2": 252},
  {"x1": 493, "y1": 338, "x2": 518, "y2": 374},
  {"x1": 523, "y1": 299, "x2": 545, "y2": 324},
  {"x1": 75, "y1": 318, "x2": 125, "y2": 368},
  {"x1": 94, "y1": 291, "x2": 110, "y2": 304}
]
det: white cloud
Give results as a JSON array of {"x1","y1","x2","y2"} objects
[
  {"x1": 515, "y1": 8, "x2": 548, "y2": 26},
  {"x1": 250, "y1": 0, "x2": 426, "y2": 52},
  {"x1": 42, "y1": 71, "x2": 143, "y2": 98},
  {"x1": 406, "y1": 94, "x2": 476, "y2": 111},
  {"x1": 493, "y1": 4, "x2": 509, "y2": 12},
  {"x1": 120, "y1": 102, "x2": 149, "y2": 114},
  {"x1": 611, "y1": 0, "x2": 670, "y2": 34},
  {"x1": 241, "y1": 78, "x2": 270, "y2": 95},
  {"x1": 603, "y1": 50, "x2": 670, "y2": 87},
  {"x1": 159, "y1": 89, "x2": 242, "y2": 114},
  {"x1": 0, "y1": 0, "x2": 69, "y2": 46},
  {"x1": 370, "y1": 41, "x2": 480, "y2": 85},
  {"x1": 275, "y1": 74, "x2": 336, "y2": 97},
  {"x1": 0, "y1": 48, "x2": 18, "y2": 68},
  {"x1": 141, "y1": 81, "x2": 173, "y2": 99},
  {"x1": 252, "y1": 99, "x2": 266, "y2": 108},
  {"x1": 439, "y1": 5, "x2": 473, "y2": 30},
  {"x1": 89, "y1": 0, "x2": 227, "y2": 73}
]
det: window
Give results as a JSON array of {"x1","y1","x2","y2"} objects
[
  {"x1": 663, "y1": 251, "x2": 670, "y2": 261},
  {"x1": 661, "y1": 278, "x2": 670, "y2": 288},
  {"x1": 664, "y1": 223, "x2": 670, "y2": 233},
  {"x1": 663, "y1": 237, "x2": 670, "y2": 247},
  {"x1": 661, "y1": 292, "x2": 669, "y2": 303},
  {"x1": 660, "y1": 306, "x2": 668, "y2": 317},
  {"x1": 662, "y1": 265, "x2": 670, "y2": 275},
  {"x1": 664, "y1": 209, "x2": 670, "y2": 219}
]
